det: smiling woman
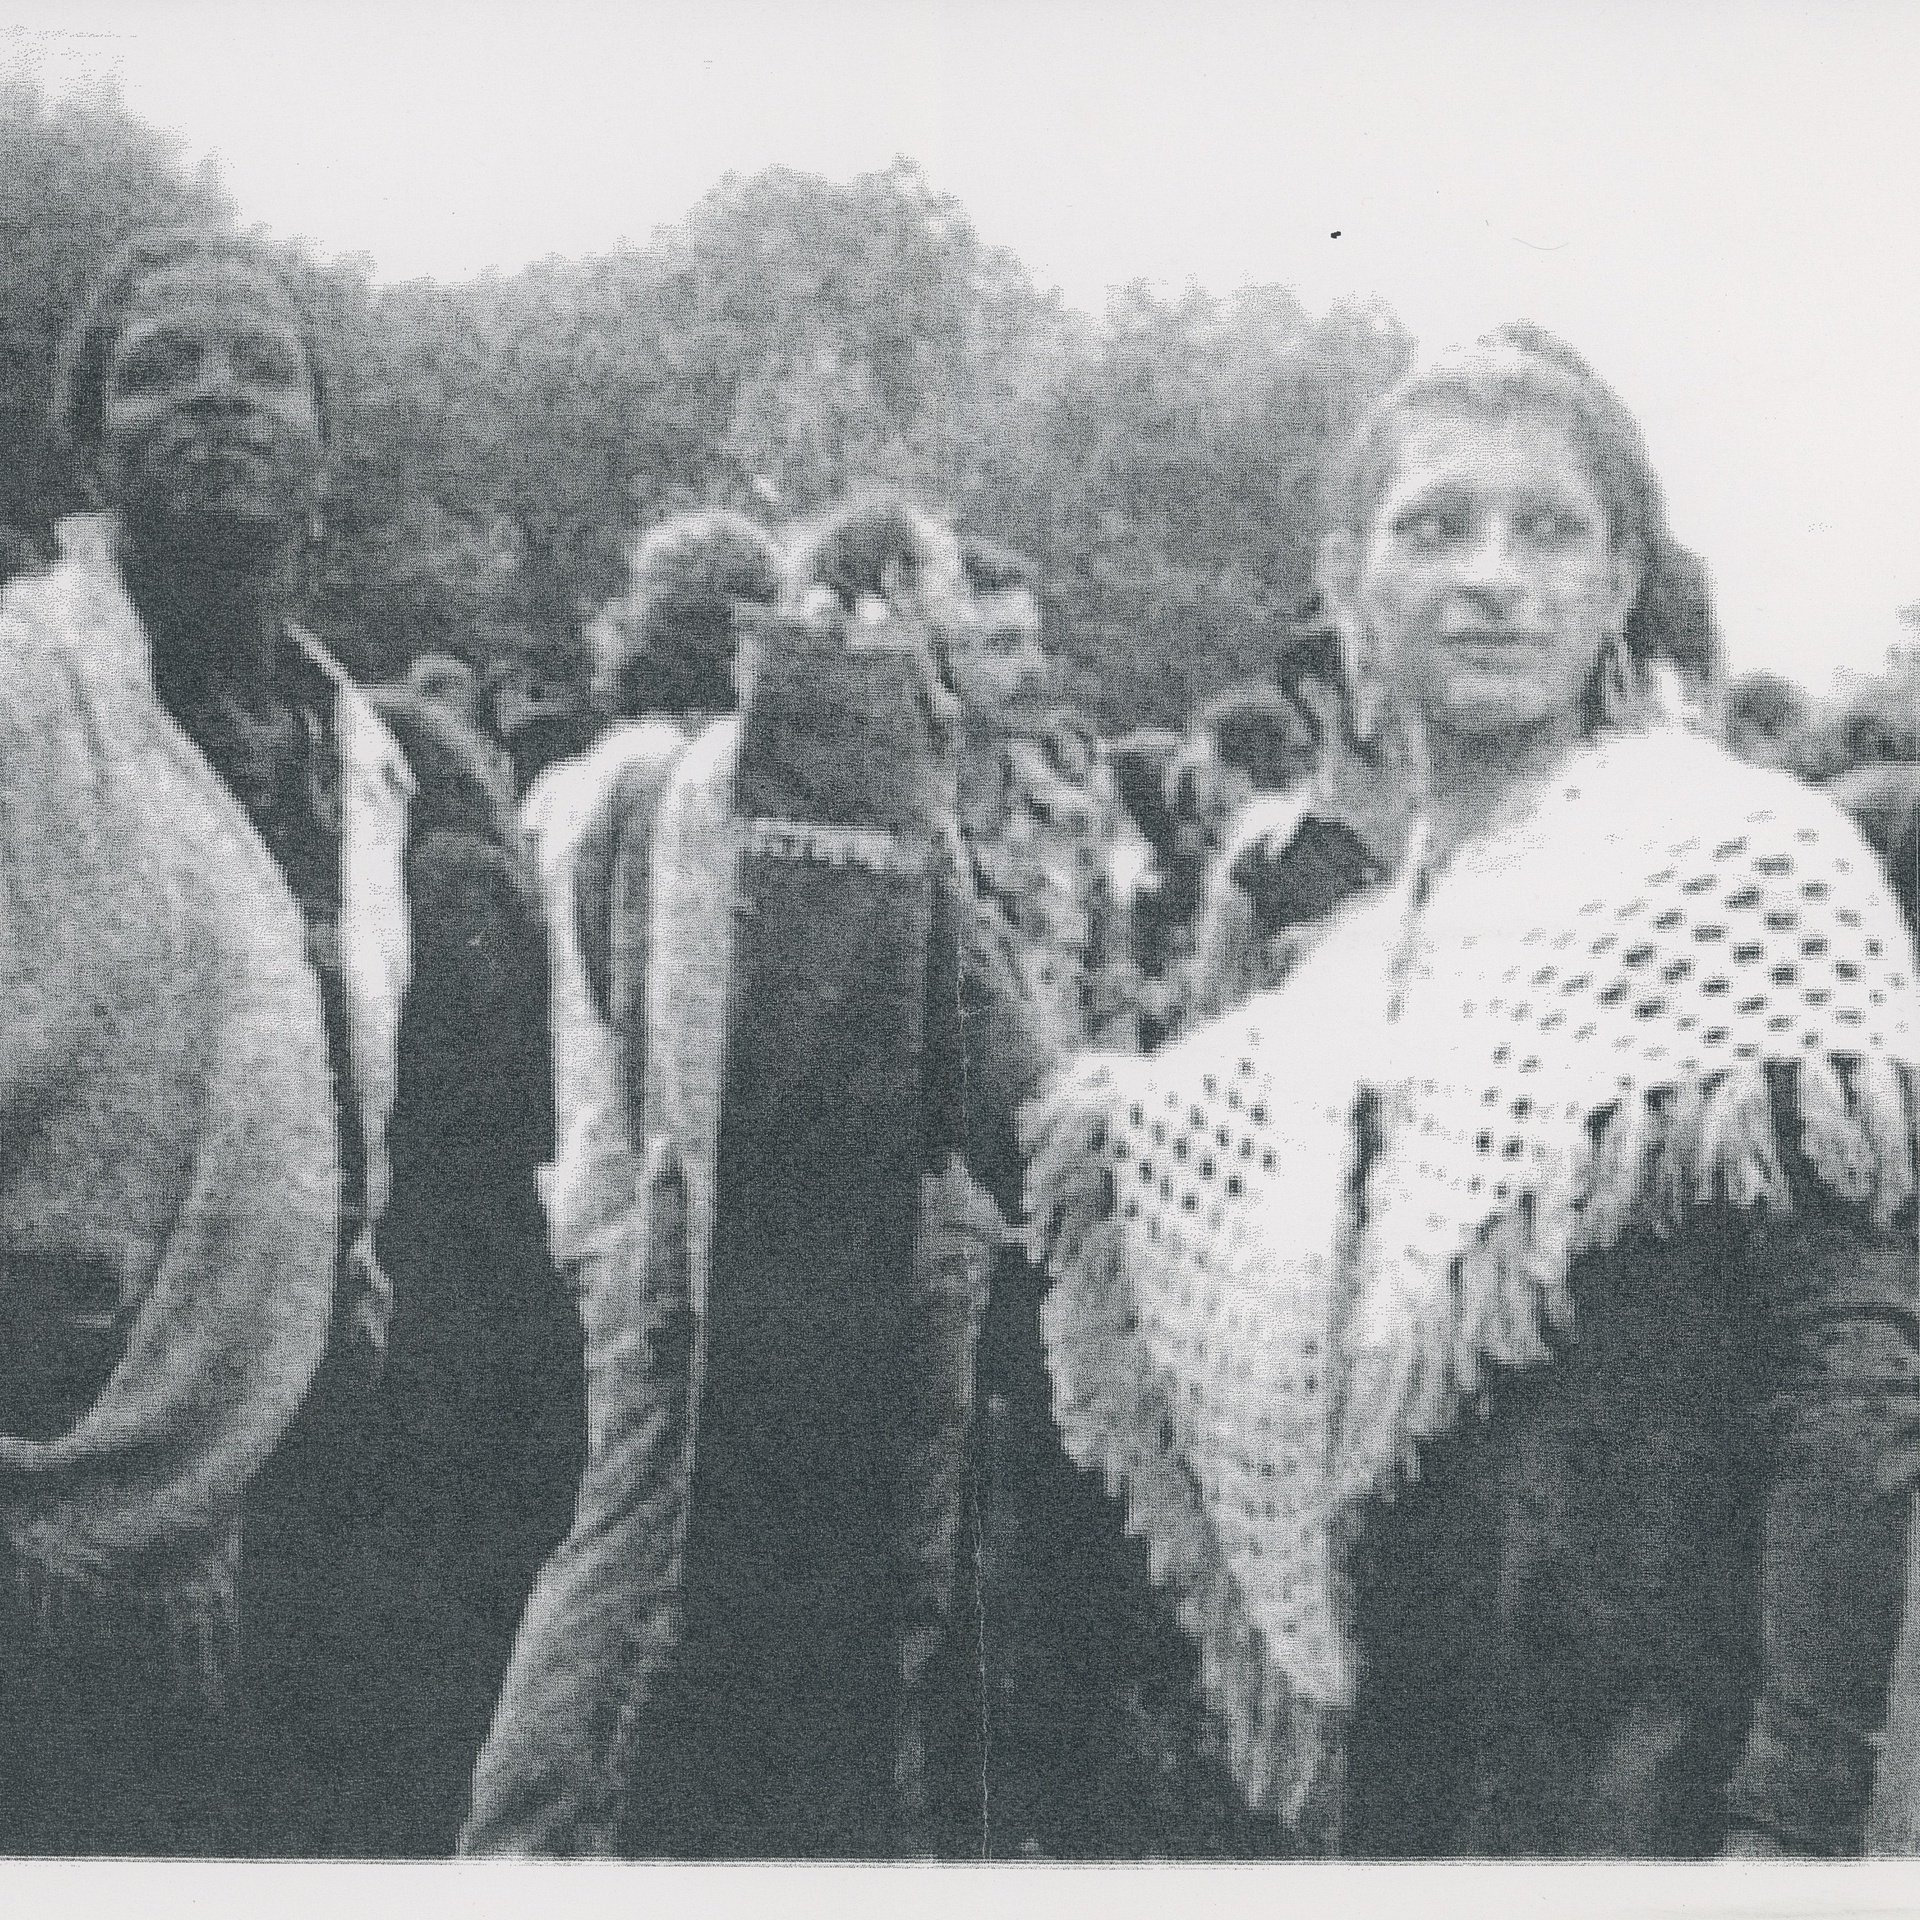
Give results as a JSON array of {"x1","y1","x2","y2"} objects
[{"x1": 1024, "y1": 330, "x2": 1920, "y2": 1858}]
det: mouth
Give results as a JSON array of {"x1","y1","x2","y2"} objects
[{"x1": 1443, "y1": 631, "x2": 1550, "y2": 665}]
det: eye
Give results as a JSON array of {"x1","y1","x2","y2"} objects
[
  {"x1": 1517, "y1": 506, "x2": 1592, "y2": 545},
  {"x1": 1394, "y1": 505, "x2": 1465, "y2": 550},
  {"x1": 114, "y1": 334, "x2": 200, "y2": 394},
  {"x1": 231, "y1": 335, "x2": 304, "y2": 386}
]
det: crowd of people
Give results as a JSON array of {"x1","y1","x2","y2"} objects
[{"x1": 2, "y1": 221, "x2": 1917, "y2": 1863}]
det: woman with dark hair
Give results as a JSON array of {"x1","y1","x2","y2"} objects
[
  {"x1": 1029, "y1": 330, "x2": 1920, "y2": 1856},
  {"x1": 0, "y1": 223, "x2": 411, "y2": 1852}
]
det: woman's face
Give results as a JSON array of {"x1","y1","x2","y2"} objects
[
  {"x1": 98, "y1": 253, "x2": 323, "y2": 558},
  {"x1": 1336, "y1": 407, "x2": 1637, "y2": 747}
]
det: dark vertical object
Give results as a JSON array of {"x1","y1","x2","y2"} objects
[{"x1": 670, "y1": 621, "x2": 948, "y2": 1857}]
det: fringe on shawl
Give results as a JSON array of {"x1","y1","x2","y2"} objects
[
  {"x1": 3, "y1": 1531, "x2": 240, "y2": 1712},
  {"x1": 1335, "y1": 1052, "x2": 1920, "y2": 1505},
  {"x1": 1029, "y1": 1052, "x2": 1920, "y2": 1826},
  {"x1": 1026, "y1": 1081, "x2": 1346, "y2": 1840}
]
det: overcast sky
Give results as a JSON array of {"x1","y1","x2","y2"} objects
[{"x1": 7, "y1": 0, "x2": 1918, "y2": 693}]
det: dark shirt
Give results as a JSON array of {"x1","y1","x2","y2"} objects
[
  {"x1": 160, "y1": 634, "x2": 370, "y2": 1280},
  {"x1": 1345, "y1": 1071, "x2": 1920, "y2": 1858}
]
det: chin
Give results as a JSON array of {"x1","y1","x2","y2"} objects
[
  {"x1": 144, "y1": 506, "x2": 292, "y2": 570},
  {"x1": 1433, "y1": 702, "x2": 1571, "y2": 747}
]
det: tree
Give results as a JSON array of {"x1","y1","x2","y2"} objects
[{"x1": 0, "y1": 75, "x2": 232, "y2": 545}]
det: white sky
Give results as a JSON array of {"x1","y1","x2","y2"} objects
[{"x1": 6, "y1": 0, "x2": 1919, "y2": 694}]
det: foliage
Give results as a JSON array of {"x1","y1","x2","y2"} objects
[
  {"x1": 3, "y1": 88, "x2": 1416, "y2": 728},
  {"x1": 0, "y1": 74, "x2": 231, "y2": 550}
]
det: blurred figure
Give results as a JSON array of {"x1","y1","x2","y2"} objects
[
  {"x1": 462, "y1": 496, "x2": 1045, "y2": 1857},
  {"x1": 1184, "y1": 629, "x2": 1403, "y2": 1022},
  {"x1": 952, "y1": 536, "x2": 1143, "y2": 1053},
  {"x1": 1723, "y1": 670, "x2": 1808, "y2": 768},
  {"x1": 406, "y1": 650, "x2": 485, "y2": 733},
  {"x1": 1139, "y1": 685, "x2": 1324, "y2": 1046},
  {"x1": 462, "y1": 510, "x2": 781, "y2": 1854},
  {"x1": 319, "y1": 685, "x2": 584, "y2": 1857}
]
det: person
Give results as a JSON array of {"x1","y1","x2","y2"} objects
[
  {"x1": 951, "y1": 536, "x2": 1143, "y2": 1054},
  {"x1": 460, "y1": 509, "x2": 781, "y2": 1853},
  {"x1": 1026, "y1": 331, "x2": 1920, "y2": 1857},
  {"x1": 1141, "y1": 686, "x2": 1329, "y2": 1045},
  {"x1": 0, "y1": 223, "x2": 413, "y2": 1853},
  {"x1": 1183, "y1": 628, "x2": 1404, "y2": 1024},
  {"x1": 406, "y1": 650, "x2": 485, "y2": 732},
  {"x1": 462, "y1": 496, "x2": 1047, "y2": 1857},
  {"x1": 298, "y1": 683, "x2": 581, "y2": 1856}
]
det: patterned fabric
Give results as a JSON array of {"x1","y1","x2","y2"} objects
[
  {"x1": 969, "y1": 719, "x2": 1143, "y2": 1052},
  {"x1": 1027, "y1": 726, "x2": 1920, "y2": 1825}
]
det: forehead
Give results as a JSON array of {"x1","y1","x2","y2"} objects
[
  {"x1": 1375, "y1": 405, "x2": 1606, "y2": 512},
  {"x1": 119, "y1": 253, "x2": 305, "y2": 340}
]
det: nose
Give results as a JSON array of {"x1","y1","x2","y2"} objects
[
  {"x1": 188, "y1": 344, "x2": 245, "y2": 409},
  {"x1": 1455, "y1": 519, "x2": 1524, "y2": 604}
]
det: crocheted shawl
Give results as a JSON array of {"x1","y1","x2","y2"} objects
[{"x1": 1026, "y1": 726, "x2": 1920, "y2": 1828}]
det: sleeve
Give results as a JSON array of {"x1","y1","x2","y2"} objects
[
  {"x1": 953, "y1": 873, "x2": 1060, "y2": 1224},
  {"x1": 568, "y1": 737, "x2": 687, "y2": 1124},
  {"x1": 1724, "y1": 1070, "x2": 1920, "y2": 1854},
  {"x1": 0, "y1": 643, "x2": 102, "y2": 1142}
]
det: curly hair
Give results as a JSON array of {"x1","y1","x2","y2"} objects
[
  {"x1": 785, "y1": 495, "x2": 962, "y2": 616},
  {"x1": 53, "y1": 223, "x2": 334, "y2": 462},
  {"x1": 591, "y1": 508, "x2": 784, "y2": 719}
]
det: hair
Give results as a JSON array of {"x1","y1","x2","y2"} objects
[
  {"x1": 1328, "y1": 326, "x2": 1664, "y2": 597},
  {"x1": 959, "y1": 534, "x2": 1040, "y2": 600},
  {"x1": 1627, "y1": 532, "x2": 1720, "y2": 688},
  {"x1": 786, "y1": 495, "x2": 962, "y2": 615},
  {"x1": 1192, "y1": 684, "x2": 1317, "y2": 794},
  {"x1": 592, "y1": 508, "x2": 784, "y2": 719},
  {"x1": 54, "y1": 223, "x2": 334, "y2": 462}
]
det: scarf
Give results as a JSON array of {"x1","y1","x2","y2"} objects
[
  {"x1": 0, "y1": 529, "x2": 339, "y2": 1699},
  {"x1": 1026, "y1": 726, "x2": 1920, "y2": 1826}
]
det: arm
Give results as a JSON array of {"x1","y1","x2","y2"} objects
[
  {"x1": 568, "y1": 732, "x2": 688, "y2": 1128},
  {"x1": 1726, "y1": 1154, "x2": 1920, "y2": 1855},
  {"x1": 954, "y1": 877, "x2": 1061, "y2": 1225}
]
